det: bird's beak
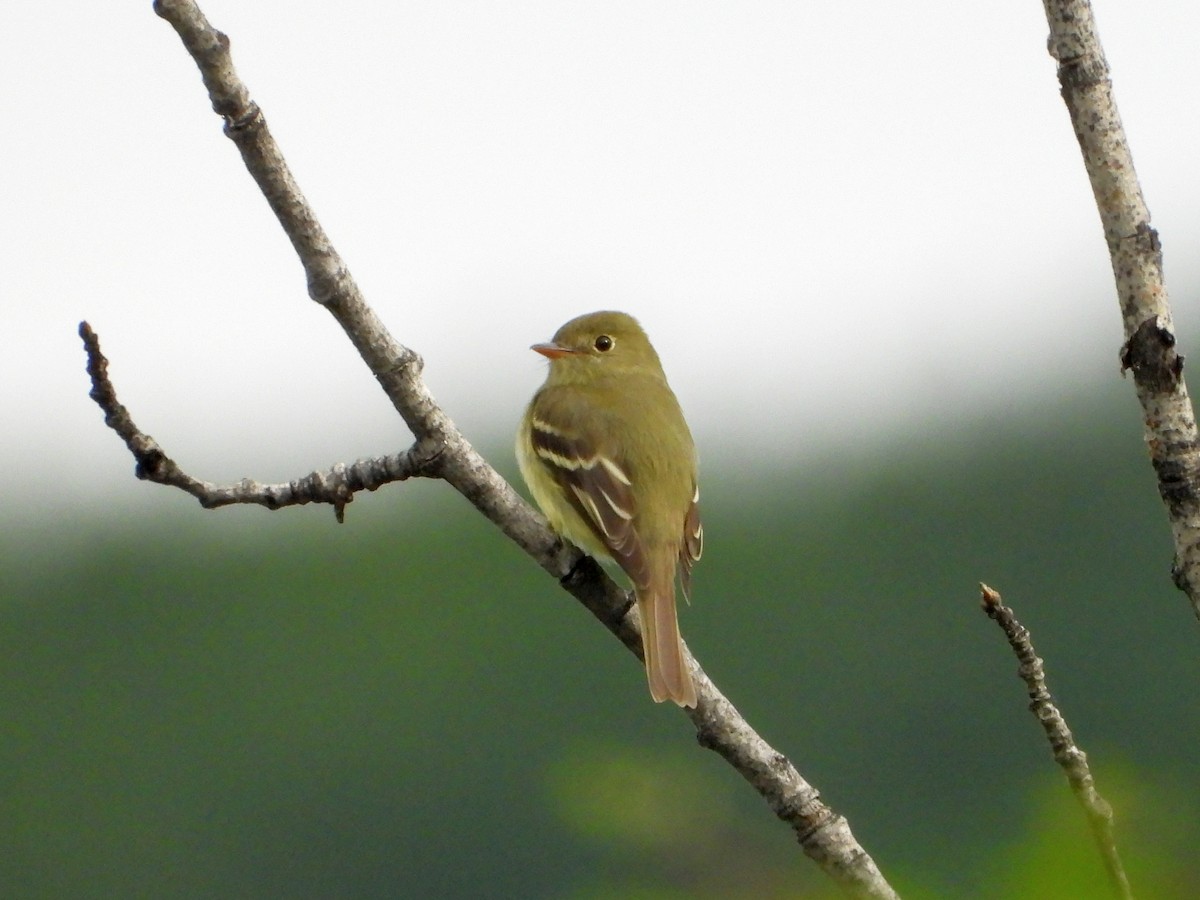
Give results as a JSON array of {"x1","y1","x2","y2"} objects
[{"x1": 531, "y1": 342, "x2": 582, "y2": 359}]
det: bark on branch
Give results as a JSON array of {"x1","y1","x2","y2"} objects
[
  {"x1": 80, "y1": 321, "x2": 444, "y2": 521},
  {"x1": 980, "y1": 585, "x2": 1132, "y2": 899},
  {"x1": 81, "y1": 2, "x2": 902, "y2": 896},
  {"x1": 1042, "y1": 0, "x2": 1200, "y2": 619}
]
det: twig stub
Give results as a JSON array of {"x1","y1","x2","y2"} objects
[{"x1": 978, "y1": 583, "x2": 1132, "y2": 899}]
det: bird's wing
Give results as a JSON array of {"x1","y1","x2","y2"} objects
[
  {"x1": 678, "y1": 482, "x2": 702, "y2": 603},
  {"x1": 526, "y1": 412, "x2": 651, "y2": 591}
]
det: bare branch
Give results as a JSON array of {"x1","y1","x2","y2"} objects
[
  {"x1": 80, "y1": 3, "x2": 902, "y2": 896},
  {"x1": 691, "y1": 682, "x2": 894, "y2": 899},
  {"x1": 79, "y1": 321, "x2": 442, "y2": 522},
  {"x1": 561, "y1": 558, "x2": 899, "y2": 900},
  {"x1": 150, "y1": 0, "x2": 561, "y2": 574},
  {"x1": 1042, "y1": 0, "x2": 1200, "y2": 619},
  {"x1": 979, "y1": 584, "x2": 1132, "y2": 900}
]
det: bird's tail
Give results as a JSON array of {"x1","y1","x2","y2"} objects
[{"x1": 637, "y1": 576, "x2": 697, "y2": 708}]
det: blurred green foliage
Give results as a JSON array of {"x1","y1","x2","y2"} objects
[{"x1": 3, "y1": 380, "x2": 1198, "y2": 898}]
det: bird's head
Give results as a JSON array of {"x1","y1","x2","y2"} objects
[{"x1": 532, "y1": 310, "x2": 664, "y2": 380}]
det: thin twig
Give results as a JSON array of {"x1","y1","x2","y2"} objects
[
  {"x1": 83, "y1": 3, "x2": 902, "y2": 896},
  {"x1": 980, "y1": 584, "x2": 1133, "y2": 900},
  {"x1": 79, "y1": 322, "x2": 444, "y2": 522},
  {"x1": 1042, "y1": 0, "x2": 1200, "y2": 619}
]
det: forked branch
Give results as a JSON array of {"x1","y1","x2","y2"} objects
[
  {"x1": 79, "y1": 322, "x2": 444, "y2": 521},
  {"x1": 79, "y1": 2, "x2": 902, "y2": 896}
]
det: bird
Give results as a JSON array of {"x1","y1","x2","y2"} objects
[{"x1": 517, "y1": 310, "x2": 702, "y2": 707}]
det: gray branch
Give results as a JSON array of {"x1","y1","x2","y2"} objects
[
  {"x1": 980, "y1": 585, "x2": 1132, "y2": 899},
  {"x1": 1042, "y1": 0, "x2": 1200, "y2": 619},
  {"x1": 81, "y1": 2, "x2": 904, "y2": 896},
  {"x1": 80, "y1": 321, "x2": 444, "y2": 522}
]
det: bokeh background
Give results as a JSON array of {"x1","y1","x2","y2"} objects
[{"x1": 5, "y1": 1, "x2": 1200, "y2": 897}]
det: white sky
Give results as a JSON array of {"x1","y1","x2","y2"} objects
[{"x1": 5, "y1": 1, "x2": 1200, "y2": 518}]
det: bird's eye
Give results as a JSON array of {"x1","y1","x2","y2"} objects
[{"x1": 594, "y1": 334, "x2": 614, "y2": 352}]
